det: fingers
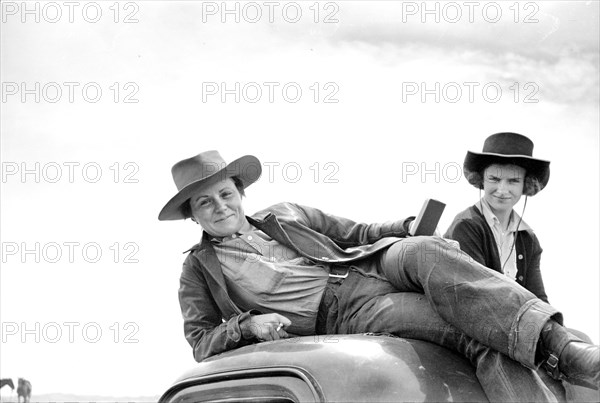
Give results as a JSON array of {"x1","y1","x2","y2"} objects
[
  {"x1": 272, "y1": 313, "x2": 292, "y2": 327},
  {"x1": 267, "y1": 324, "x2": 280, "y2": 341},
  {"x1": 263, "y1": 321, "x2": 290, "y2": 341},
  {"x1": 250, "y1": 314, "x2": 291, "y2": 341}
]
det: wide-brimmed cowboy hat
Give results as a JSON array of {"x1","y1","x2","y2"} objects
[
  {"x1": 464, "y1": 132, "x2": 550, "y2": 195},
  {"x1": 158, "y1": 150, "x2": 262, "y2": 221}
]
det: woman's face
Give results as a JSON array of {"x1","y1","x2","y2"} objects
[
  {"x1": 189, "y1": 178, "x2": 247, "y2": 237},
  {"x1": 482, "y1": 164, "x2": 526, "y2": 216}
]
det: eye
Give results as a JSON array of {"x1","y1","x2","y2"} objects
[
  {"x1": 197, "y1": 198, "x2": 212, "y2": 207},
  {"x1": 221, "y1": 191, "x2": 233, "y2": 198},
  {"x1": 509, "y1": 178, "x2": 522, "y2": 184}
]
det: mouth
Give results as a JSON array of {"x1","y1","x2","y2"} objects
[{"x1": 215, "y1": 214, "x2": 234, "y2": 223}]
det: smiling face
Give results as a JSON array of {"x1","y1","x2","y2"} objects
[
  {"x1": 482, "y1": 164, "x2": 526, "y2": 216},
  {"x1": 189, "y1": 177, "x2": 248, "y2": 237}
]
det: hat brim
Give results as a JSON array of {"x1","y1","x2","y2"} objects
[
  {"x1": 463, "y1": 151, "x2": 550, "y2": 191},
  {"x1": 158, "y1": 155, "x2": 262, "y2": 221}
]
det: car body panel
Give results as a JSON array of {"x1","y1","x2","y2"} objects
[{"x1": 161, "y1": 334, "x2": 488, "y2": 402}]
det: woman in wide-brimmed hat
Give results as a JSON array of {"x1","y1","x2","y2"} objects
[
  {"x1": 445, "y1": 132, "x2": 551, "y2": 301},
  {"x1": 160, "y1": 149, "x2": 599, "y2": 400},
  {"x1": 444, "y1": 132, "x2": 599, "y2": 400}
]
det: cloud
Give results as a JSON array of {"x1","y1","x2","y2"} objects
[{"x1": 328, "y1": 2, "x2": 599, "y2": 58}]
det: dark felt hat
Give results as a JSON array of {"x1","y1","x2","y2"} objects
[
  {"x1": 464, "y1": 132, "x2": 550, "y2": 195},
  {"x1": 158, "y1": 150, "x2": 261, "y2": 221}
]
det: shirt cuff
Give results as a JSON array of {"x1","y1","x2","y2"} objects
[{"x1": 233, "y1": 310, "x2": 263, "y2": 342}]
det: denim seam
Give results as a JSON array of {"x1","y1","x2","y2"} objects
[
  {"x1": 509, "y1": 299, "x2": 539, "y2": 366},
  {"x1": 495, "y1": 358, "x2": 519, "y2": 401}
]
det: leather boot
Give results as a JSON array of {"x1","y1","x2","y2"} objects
[{"x1": 539, "y1": 320, "x2": 600, "y2": 390}]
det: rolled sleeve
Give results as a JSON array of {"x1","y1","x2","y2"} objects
[
  {"x1": 227, "y1": 310, "x2": 261, "y2": 343},
  {"x1": 227, "y1": 313, "x2": 244, "y2": 343}
]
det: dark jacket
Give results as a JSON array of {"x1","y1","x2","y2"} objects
[
  {"x1": 444, "y1": 205, "x2": 548, "y2": 303},
  {"x1": 178, "y1": 202, "x2": 414, "y2": 362}
]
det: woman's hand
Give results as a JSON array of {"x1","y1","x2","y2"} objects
[{"x1": 241, "y1": 313, "x2": 292, "y2": 341}]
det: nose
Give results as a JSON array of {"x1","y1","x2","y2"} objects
[
  {"x1": 213, "y1": 198, "x2": 227, "y2": 213},
  {"x1": 496, "y1": 180, "x2": 509, "y2": 193}
]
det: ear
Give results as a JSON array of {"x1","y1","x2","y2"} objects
[
  {"x1": 465, "y1": 170, "x2": 484, "y2": 189},
  {"x1": 523, "y1": 175, "x2": 542, "y2": 196}
]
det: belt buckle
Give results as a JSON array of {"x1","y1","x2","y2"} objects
[{"x1": 329, "y1": 268, "x2": 349, "y2": 279}]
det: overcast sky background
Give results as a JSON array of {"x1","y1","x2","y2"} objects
[{"x1": 1, "y1": 0, "x2": 599, "y2": 397}]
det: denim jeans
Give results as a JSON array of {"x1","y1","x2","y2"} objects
[{"x1": 319, "y1": 236, "x2": 565, "y2": 402}]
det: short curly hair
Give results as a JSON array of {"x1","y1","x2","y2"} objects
[
  {"x1": 181, "y1": 176, "x2": 246, "y2": 219},
  {"x1": 464, "y1": 166, "x2": 543, "y2": 196}
]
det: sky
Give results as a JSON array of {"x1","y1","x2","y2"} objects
[{"x1": 1, "y1": 0, "x2": 599, "y2": 398}]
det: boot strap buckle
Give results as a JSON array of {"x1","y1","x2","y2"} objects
[
  {"x1": 546, "y1": 353, "x2": 559, "y2": 369},
  {"x1": 544, "y1": 353, "x2": 561, "y2": 379}
]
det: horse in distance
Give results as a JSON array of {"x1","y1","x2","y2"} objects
[
  {"x1": 0, "y1": 378, "x2": 15, "y2": 390},
  {"x1": 17, "y1": 378, "x2": 32, "y2": 403}
]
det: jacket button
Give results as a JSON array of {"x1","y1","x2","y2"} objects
[
  {"x1": 518, "y1": 276, "x2": 524, "y2": 281},
  {"x1": 247, "y1": 235, "x2": 253, "y2": 241},
  {"x1": 518, "y1": 254, "x2": 523, "y2": 260}
]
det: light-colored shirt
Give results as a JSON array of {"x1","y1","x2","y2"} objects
[
  {"x1": 476, "y1": 198, "x2": 531, "y2": 281},
  {"x1": 210, "y1": 227, "x2": 329, "y2": 335}
]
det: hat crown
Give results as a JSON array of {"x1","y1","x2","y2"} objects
[
  {"x1": 171, "y1": 150, "x2": 228, "y2": 191},
  {"x1": 482, "y1": 132, "x2": 534, "y2": 157}
]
